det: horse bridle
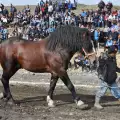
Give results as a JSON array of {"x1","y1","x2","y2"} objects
[{"x1": 82, "y1": 47, "x2": 97, "y2": 58}]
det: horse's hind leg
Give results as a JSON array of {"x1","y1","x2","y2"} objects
[
  {"x1": 59, "y1": 70, "x2": 88, "y2": 109},
  {"x1": 47, "y1": 74, "x2": 58, "y2": 107},
  {"x1": 0, "y1": 63, "x2": 18, "y2": 104},
  {"x1": 0, "y1": 70, "x2": 17, "y2": 104}
]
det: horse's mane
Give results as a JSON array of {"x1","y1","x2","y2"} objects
[{"x1": 46, "y1": 25, "x2": 91, "y2": 52}]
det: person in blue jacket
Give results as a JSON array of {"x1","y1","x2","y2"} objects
[
  {"x1": 67, "y1": 0, "x2": 73, "y2": 12},
  {"x1": 40, "y1": 0, "x2": 45, "y2": 7},
  {"x1": 94, "y1": 28, "x2": 100, "y2": 51},
  {"x1": 1, "y1": 26, "x2": 8, "y2": 41},
  {"x1": 47, "y1": 25, "x2": 56, "y2": 34}
]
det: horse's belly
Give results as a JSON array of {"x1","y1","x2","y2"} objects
[
  {"x1": 17, "y1": 51, "x2": 49, "y2": 73},
  {"x1": 24, "y1": 67, "x2": 49, "y2": 73},
  {"x1": 19, "y1": 59, "x2": 49, "y2": 73}
]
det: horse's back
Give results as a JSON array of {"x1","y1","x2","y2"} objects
[{"x1": 13, "y1": 40, "x2": 50, "y2": 72}]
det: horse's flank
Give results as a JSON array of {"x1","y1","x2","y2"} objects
[{"x1": 0, "y1": 39, "x2": 64, "y2": 74}]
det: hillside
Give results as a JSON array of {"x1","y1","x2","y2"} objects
[
  {"x1": 73, "y1": 4, "x2": 120, "y2": 15},
  {"x1": 5, "y1": 4, "x2": 120, "y2": 15}
]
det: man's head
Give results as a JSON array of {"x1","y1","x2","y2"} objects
[{"x1": 108, "y1": 45, "x2": 118, "y2": 57}]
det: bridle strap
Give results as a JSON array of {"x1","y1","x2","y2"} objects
[{"x1": 82, "y1": 47, "x2": 97, "y2": 57}]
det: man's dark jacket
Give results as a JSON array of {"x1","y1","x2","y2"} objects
[{"x1": 98, "y1": 55, "x2": 120, "y2": 84}]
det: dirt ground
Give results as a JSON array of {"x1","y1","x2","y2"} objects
[
  {"x1": 0, "y1": 86, "x2": 120, "y2": 120},
  {"x1": 0, "y1": 69, "x2": 120, "y2": 120}
]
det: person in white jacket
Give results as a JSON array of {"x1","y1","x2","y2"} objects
[
  {"x1": 108, "y1": 13, "x2": 116, "y2": 21},
  {"x1": 48, "y1": 3, "x2": 53, "y2": 16},
  {"x1": 1, "y1": 16, "x2": 7, "y2": 23}
]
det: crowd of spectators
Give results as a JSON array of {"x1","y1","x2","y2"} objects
[
  {"x1": 0, "y1": 0, "x2": 120, "y2": 53},
  {"x1": 0, "y1": 0, "x2": 77, "y2": 40}
]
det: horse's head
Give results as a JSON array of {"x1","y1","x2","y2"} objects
[
  {"x1": 81, "y1": 30, "x2": 97, "y2": 70},
  {"x1": 81, "y1": 30, "x2": 93, "y2": 55}
]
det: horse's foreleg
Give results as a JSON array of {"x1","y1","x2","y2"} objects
[
  {"x1": 59, "y1": 71, "x2": 88, "y2": 109},
  {"x1": 47, "y1": 74, "x2": 58, "y2": 107}
]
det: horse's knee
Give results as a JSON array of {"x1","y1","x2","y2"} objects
[
  {"x1": 2, "y1": 73, "x2": 10, "y2": 81},
  {"x1": 51, "y1": 73, "x2": 58, "y2": 80},
  {"x1": 67, "y1": 83, "x2": 74, "y2": 90},
  {"x1": 55, "y1": 67, "x2": 66, "y2": 77}
]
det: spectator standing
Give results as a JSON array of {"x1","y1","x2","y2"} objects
[
  {"x1": 93, "y1": 13, "x2": 99, "y2": 27},
  {"x1": 94, "y1": 28, "x2": 100, "y2": 51},
  {"x1": 98, "y1": 14, "x2": 105, "y2": 27},
  {"x1": 106, "y1": 1, "x2": 113, "y2": 14},
  {"x1": 40, "y1": 0, "x2": 45, "y2": 7},
  {"x1": 68, "y1": 0, "x2": 72, "y2": 12},
  {"x1": 98, "y1": 0, "x2": 105, "y2": 11},
  {"x1": 48, "y1": 2, "x2": 53, "y2": 16},
  {"x1": 26, "y1": 5, "x2": 30, "y2": 13}
]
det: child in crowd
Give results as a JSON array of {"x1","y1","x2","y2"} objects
[
  {"x1": 105, "y1": 36, "x2": 113, "y2": 47},
  {"x1": 74, "y1": 52, "x2": 85, "y2": 69}
]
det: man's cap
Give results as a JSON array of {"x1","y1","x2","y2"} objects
[{"x1": 108, "y1": 45, "x2": 118, "y2": 54}]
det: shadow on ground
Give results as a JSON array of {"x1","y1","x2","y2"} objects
[{"x1": 13, "y1": 93, "x2": 119, "y2": 108}]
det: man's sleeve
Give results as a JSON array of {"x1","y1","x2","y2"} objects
[
  {"x1": 116, "y1": 66, "x2": 120, "y2": 73},
  {"x1": 116, "y1": 58, "x2": 120, "y2": 72}
]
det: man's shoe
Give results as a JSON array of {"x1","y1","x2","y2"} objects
[{"x1": 94, "y1": 103, "x2": 103, "y2": 110}]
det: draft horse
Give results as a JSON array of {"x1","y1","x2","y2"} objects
[{"x1": 0, "y1": 25, "x2": 93, "y2": 108}]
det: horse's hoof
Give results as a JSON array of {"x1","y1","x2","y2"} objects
[
  {"x1": 0, "y1": 93, "x2": 4, "y2": 99},
  {"x1": 47, "y1": 96, "x2": 55, "y2": 107},
  {"x1": 78, "y1": 104, "x2": 88, "y2": 110},
  {"x1": 2, "y1": 98, "x2": 18, "y2": 106},
  {"x1": 76, "y1": 100, "x2": 88, "y2": 110},
  {"x1": 48, "y1": 100, "x2": 55, "y2": 107}
]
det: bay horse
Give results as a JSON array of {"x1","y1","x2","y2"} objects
[{"x1": 0, "y1": 25, "x2": 93, "y2": 109}]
